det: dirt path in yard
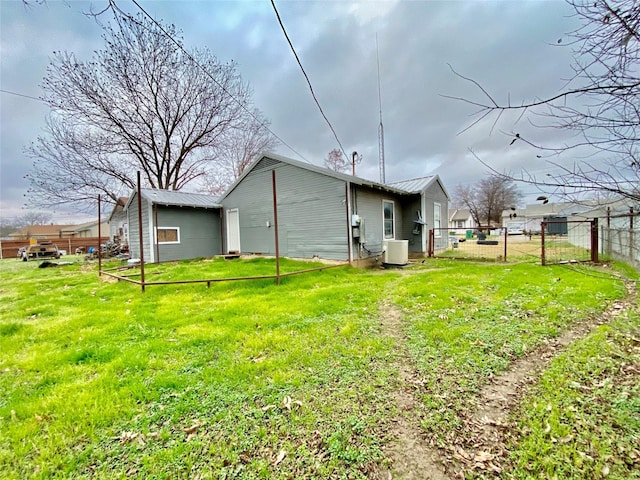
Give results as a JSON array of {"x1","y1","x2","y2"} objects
[
  {"x1": 448, "y1": 276, "x2": 639, "y2": 478},
  {"x1": 372, "y1": 269, "x2": 637, "y2": 480},
  {"x1": 372, "y1": 273, "x2": 452, "y2": 480}
]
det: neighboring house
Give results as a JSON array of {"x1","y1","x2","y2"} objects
[
  {"x1": 107, "y1": 197, "x2": 129, "y2": 244},
  {"x1": 9, "y1": 222, "x2": 109, "y2": 242},
  {"x1": 60, "y1": 220, "x2": 109, "y2": 238},
  {"x1": 8, "y1": 224, "x2": 75, "y2": 240},
  {"x1": 125, "y1": 189, "x2": 222, "y2": 263},
  {"x1": 501, "y1": 202, "x2": 578, "y2": 234},
  {"x1": 220, "y1": 153, "x2": 450, "y2": 262},
  {"x1": 565, "y1": 199, "x2": 639, "y2": 255},
  {"x1": 448, "y1": 208, "x2": 476, "y2": 234}
]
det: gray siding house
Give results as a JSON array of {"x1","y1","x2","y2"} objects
[
  {"x1": 107, "y1": 197, "x2": 129, "y2": 244},
  {"x1": 125, "y1": 189, "x2": 222, "y2": 262},
  {"x1": 220, "y1": 153, "x2": 450, "y2": 262}
]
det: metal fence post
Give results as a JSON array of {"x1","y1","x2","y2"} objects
[
  {"x1": 98, "y1": 195, "x2": 102, "y2": 276},
  {"x1": 591, "y1": 218, "x2": 599, "y2": 263},
  {"x1": 503, "y1": 227, "x2": 507, "y2": 261},
  {"x1": 431, "y1": 229, "x2": 436, "y2": 257},
  {"x1": 137, "y1": 171, "x2": 145, "y2": 293},
  {"x1": 540, "y1": 222, "x2": 546, "y2": 266}
]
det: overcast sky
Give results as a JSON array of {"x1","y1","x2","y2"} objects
[{"x1": 0, "y1": 0, "x2": 580, "y2": 223}]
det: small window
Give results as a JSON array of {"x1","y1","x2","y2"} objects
[
  {"x1": 383, "y1": 200, "x2": 395, "y2": 239},
  {"x1": 156, "y1": 227, "x2": 180, "y2": 244}
]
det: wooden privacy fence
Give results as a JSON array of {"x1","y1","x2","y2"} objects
[{"x1": 0, "y1": 237, "x2": 108, "y2": 259}]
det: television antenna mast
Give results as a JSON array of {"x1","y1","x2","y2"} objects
[{"x1": 376, "y1": 34, "x2": 386, "y2": 184}]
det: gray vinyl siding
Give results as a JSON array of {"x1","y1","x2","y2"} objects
[
  {"x1": 127, "y1": 193, "x2": 150, "y2": 261},
  {"x1": 423, "y1": 181, "x2": 450, "y2": 252},
  {"x1": 153, "y1": 207, "x2": 221, "y2": 262},
  {"x1": 224, "y1": 159, "x2": 349, "y2": 260},
  {"x1": 398, "y1": 196, "x2": 423, "y2": 252},
  {"x1": 108, "y1": 209, "x2": 128, "y2": 244},
  {"x1": 352, "y1": 188, "x2": 402, "y2": 254}
]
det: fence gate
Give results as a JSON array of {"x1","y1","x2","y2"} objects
[
  {"x1": 428, "y1": 228, "x2": 508, "y2": 261},
  {"x1": 541, "y1": 219, "x2": 598, "y2": 266}
]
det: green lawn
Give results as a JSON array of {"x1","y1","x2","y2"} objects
[{"x1": 0, "y1": 256, "x2": 637, "y2": 479}]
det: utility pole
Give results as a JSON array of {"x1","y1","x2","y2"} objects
[
  {"x1": 351, "y1": 151, "x2": 361, "y2": 176},
  {"x1": 376, "y1": 34, "x2": 386, "y2": 184}
]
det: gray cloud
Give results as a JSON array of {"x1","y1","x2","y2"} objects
[{"x1": 1, "y1": 0, "x2": 583, "y2": 222}]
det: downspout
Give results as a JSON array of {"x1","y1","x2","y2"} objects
[
  {"x1": 154, "y1": 203, "x2": 160, "y2": 264},
  {"x1": 147, "y1": 200, "x2": 155, "y2": 263},
  {"x1": 219, "y1": 207, "x2": 224, "y2": 254},
  {"x1": 272, "y1": 170, "x2": 280, "y2": 285}
]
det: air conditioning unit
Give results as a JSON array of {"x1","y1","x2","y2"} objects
[{"x1": 383, "y1": 239, "x2": 409, "y2": 265}]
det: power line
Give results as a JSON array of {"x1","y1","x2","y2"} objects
[
  {"x1": 269, "y1": 0, "x2": 350, "y2": 163},
  {"x1": 115, "y1": 0, "x2": 309, "y2": 163},
  {"x1": 0, "y1": 89, "x2": 46, "y2": 103}
]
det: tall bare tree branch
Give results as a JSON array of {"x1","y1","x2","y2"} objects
[
  {"x1": 454, "y1": 174, "x2": 522, "y2": 227},
  {"x1": 448, "y1": 0, "x2": 640, "y2": 204},
  {"x1": 25, "y1": 10, "x2": 271, "y2": 210}
]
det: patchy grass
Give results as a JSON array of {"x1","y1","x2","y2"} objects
[
  {"x1": 0, "y1": 257, "x2": 395, "y2": 479},
  {"x1": 505, "y1": 312, "x2": 640, "y2": 479},
  {"x1": 391, "y1": 261, "x2": 627, "y2": 443},
  {"x1": 0, "y1": 256, "x2": 635, "y2": 479}
]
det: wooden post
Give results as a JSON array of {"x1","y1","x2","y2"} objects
[{"x1": 272, "y1": 170, "x2": 280, "y2": 286}]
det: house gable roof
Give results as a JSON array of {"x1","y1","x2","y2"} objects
[
  {"x1": 59, "y1": 219, "x2": 108, "y2": 234},
  {"x1": 125, "y1": 189, "x2": 221, "y2": 210},
  {"x1": 107, "y1": 197, "x2": 128, "y2": 223},
  {"x1": 8, "y1": 224, "x2": 74, "y2": 238},
  {"x1": 501, "y1": 202, "x2": 595, "y2": 219},
  {"x1": 449, "y1": 208, "x2": 472, "y2": 221},
  {"x1": 221, "y1": 152, "x2": 450, "y2": 201}
]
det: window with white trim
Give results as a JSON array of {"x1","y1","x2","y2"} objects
[
  {"x1": 383, "y1": 200, "x2": 395, "y2": 239},
  {"x1": 156, "y1": 227, "x2": 180, "y2": 244},
  {"x1": 434, "y1": 203, "x2": 442, "y2": 237}
]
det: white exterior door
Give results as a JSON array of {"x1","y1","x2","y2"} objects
[{"x1": 226, "y1": 209, "x2": 241, "y2": 253}]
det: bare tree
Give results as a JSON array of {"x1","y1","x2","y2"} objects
[
  {"x1": 454, "y1": 175, "x2": 521, "y2": 227},
  {"x1": 25, "y1": 11, "x2": 269, "y2": 209},
  {"x1": 201, "y1": 109, "x2": 277, "y2": 195},
  {"x1": 0, "y1": 218, "x2": 18, "y2": 239},
  {"x1": 17, "y1": 211, "x2": 53, "y2": 227},
  {"x1": 324, "y1": 148, "x2": 349, "y2": 173},
  {"x1": 448, "y1": 0, "x2": 640, "y2": 204},
  {"x1": 0, "y1": 212, "x2": 53, "y2": 238}
]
